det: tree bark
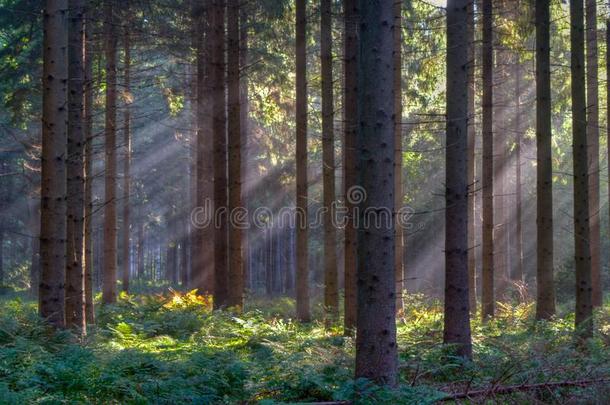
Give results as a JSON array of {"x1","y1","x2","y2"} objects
[
  {"x1": 513, "y1": 57, "x2": 523, "y2": 283},
  {"x1": 295, "y1": 0, "x2": 310, "y2": 322},
  {"x1": 354, "y1": 0, "x2": 398, "y2": 386},
  {"x1": 102, "y1": 0, "x2": 118, "y2": 304},
  {"x1": 570, "y1": 0, "x2": 593, "y2": 338},
  {"x1": 535, "y1": 0, "x2": 555, "y2": 320},
  {"x1": 393, "y1": 0, "x2": 404, "y2": 314},
  {"x1": 40, "y1": 0, "x2": 68, "y2": 328},
  {"x1": 192, "y1": 1, "x2": 214, "y2": 294},
  {"x1": 585, "y1": 0, "x2": 601, "y2": 308},
  {"x1": 137, "y1": 220, "x2": 144, "y2": 279},
  {"x1": 343, "y1": 0, "x2": 357, "y2": 335},
  {"x1": 466, "y1": 0, "x2": 476, "y2": 312},
  {"x1": 607, "y1": 18, "x2": 610, "y2": 307},
  {"x1": 320, "y1": 0, "x2": 338, "y2": 321},
  {"x1": 212, "y1": 0, "x2": 228, "y2": 309},
  {"x1": 443, "y1": 0, "x2": 472, "y2": 360},
  {"x1": 494, "y1": 0, "x2": 508, "y2": 299},
  {"x1": 481, "y1": 0, "x2": 494, "y2": 321},
  {"x1": 227, "y1": 0, "x2": 243, "y2": 310},
  {"x1": 28, "y1": 197, "x2": 40, "y2": 298},
  {"x1": 240, "y1": 5, "x2": 250, "y2": 293},
  {"x1": 66, "y1": 0, "x2": 86, "y2": 331},
  {"x1": 83, "y1": 6, "x2": 94, "y2": 324},
  {"x1": 121, "y1": 22, "x2": 131, "y2": 294}
]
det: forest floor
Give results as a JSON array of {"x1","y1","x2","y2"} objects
[{"x1": 0, "y1": 288, "x2": 609, "y2": 404}]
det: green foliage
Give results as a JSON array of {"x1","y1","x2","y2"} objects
[{"x1": 0, "y1": 292, "x2": 609, "y2": 403}]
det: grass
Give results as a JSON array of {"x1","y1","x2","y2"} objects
[{"x1": 0, "y1": 289, "x2": 608, "y2": 404}]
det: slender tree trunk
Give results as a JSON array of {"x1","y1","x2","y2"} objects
[
  {"x1": 239, "y1": 4, "x2": 250, "y2": 294},
  {"x1": 570, "y1": 0, "x2": 593, "y2": 338},
  {"x1": 607, "y1": 18, "x2": 610, "y2": 307},
  {"x1": 227, "y1": 0, "x2": 243, "y2": 310},
  {"x1": 122, "y1": 23, "x2": 131, "y2": 293},
  {"x1": 481, "y1": 0, "x2": 494, "y2": 320},
  {"x1": 586, "y1": 0, "x2": 601, "y2": 308},
  {"x1": 102, "y1": 0, "x2": 118, "y2": 304},
  {"x1": 320, "y1": 0, "x2": 338, "y2": 321},
  {"x1": 40, "y1": 0, "x2": 68, "y2": 327},
  {"x1": 494, "y1": 4, "x2": 508, "y2": 300},
  {"x1": 343, "y1": 0, "x2": 357, "y2": 334},
  {"x1": 514, "y1": 59, "x2": 523, "y2": 283},
  {"x1": 83, "y1": 7, "x2": 94, "y2": 324},
  {"x1": 65, "y1": 0, "x2": 86, "y2": 331},
  {"x1": 212, "y1": 0, "x2": 228, "y2": 309},
  {"x1": 443, "y1": 0, "x2": 472, "y2": 359},
  {"x1": 466, "y1": 0, "x2": 476, "y2": 312},
  {"x1": 137, "y1": 221, "x2": 144, "y2": 279},
  {"x1": 180, "y1": 223, "x2": 188, "y2": 287},
  {"x1": 192, "y1": 2, "x2": 214, "y2": 294},
  {"x1": 355, "y1": 0, "x2": 397, "y2": 386},
  {"x1": 29, "y1": 197, "x2": 40, "y2": 298},
  {"x1": 295, "y1": 0, "x2": 310, "y2": 322},
  {"x1": 535, "y1": 0, "x2": 555, "y2": 320},
  {"x1": 393, "y1": 0, "x2": 404, "y2": 314}
]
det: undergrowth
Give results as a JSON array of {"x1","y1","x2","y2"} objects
[{"x1": 0, "y1": 290, "x2": 608, "y2": 404}]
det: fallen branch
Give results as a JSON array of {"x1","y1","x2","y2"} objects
[{"x1": 439, "y1": 378, "x2": 610, "y2": 401}]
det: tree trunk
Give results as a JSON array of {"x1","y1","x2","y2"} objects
[
  {"x1": 122, "y1": 23, "x2": 131, "y2": 294},
  {"x1": 466, "y1": 0, "x2": 476, "y2": 312},
  {"x1": 513, "y1": 58, "x2": 523, "y2": 283},
  {"x1": 83, "y1": 6, "x2": 94, "y2": 325},
  {"x1": 212, "y1": 0, "x2": 228, "y2": 309},
  {"x1": 227, "y1": 0, "x2": 243, "y2": 310},
  {"x1": 354, "y1": 0, "x2": 398, "y2": 386},
  {"x1": 343, "y1": 0, "x2": 357, "y2": 334},
  {"x1": 607, "y1": 18, "x2": 610, "y2": 307},
  {"x1": 102, "y1": 0, "x2": 118, "y2": 304},
  {"x1": 494, "y1": 0, "x2": 508, "y2": 299},
  {"x1": 570, "y1": 0, "x2": 593, "y2": 338},
  {"x1": 40, "y1": 0, "x2": 68, "y2": 328},
  {"x1": 295, "y1": 0, "x2": 310, "y2": 322},
  {"x1": 393, "y1": 0, "x2": 404, "y2": 314},
  {"x1": 65, "y1": 0, "x2": 86, "y2": 331},
  {"x1": 481, "y1": 0, "x2": 494, "y2": 321},
  {"x1": 535, "y1": 0, "x2": 555, "y2": 320},
  {"x1": 586, "y1": 0, "x2": 601, "y2": 308},
  {"x1": 443, "y1": 0, "x2": 472, "y2": 359},
  {"x1": 28, "y1": 197, "x2": 40, "y2": 298},
  {"x1": 180, "y1": 222, "x2": 189, "y2": 287},
  {"x1": 137, "y1": 221, "x2": 144, "y2": 279},
  {"x1": 320, "y1": 0, "x2": 338, "y2": 321},
  {"x1": 192, "y1": 2, "x2": 214, "y2": 294},
  {"x1": 240, "y1": 4, "x2": 250, "y2": 294}
]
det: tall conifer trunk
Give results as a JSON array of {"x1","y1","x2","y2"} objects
[
  {"x1": 66, "y1": 0, "x2": 86, "y2": 331},
  {"x1": 443, "y1": 0, "x2": 472, "y2": 359},
  {"x1": 354, "y1": 0, "x2": 398, "y2": 386},
  {"x1": 321, "y1": 0, "x2": 338, "y2": 320},
  {"x1": 102, "y1": 0, "x2": 118, "y2": 304},
  {"x1": 570, "y1": 0, "x2": 593, "y2": 338},
  {"x1": 481, "y1": 0, "x2": 494, "y2": 320},
  {"x1": 295, "y1": 0, "x2": 310, "y2": 322},
  {"x1": 535, "y1": 0, "x2": 555, "y2": 320},
  {"x1": 40, "y1": 0, "x2": 68, "y2": 327}
]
